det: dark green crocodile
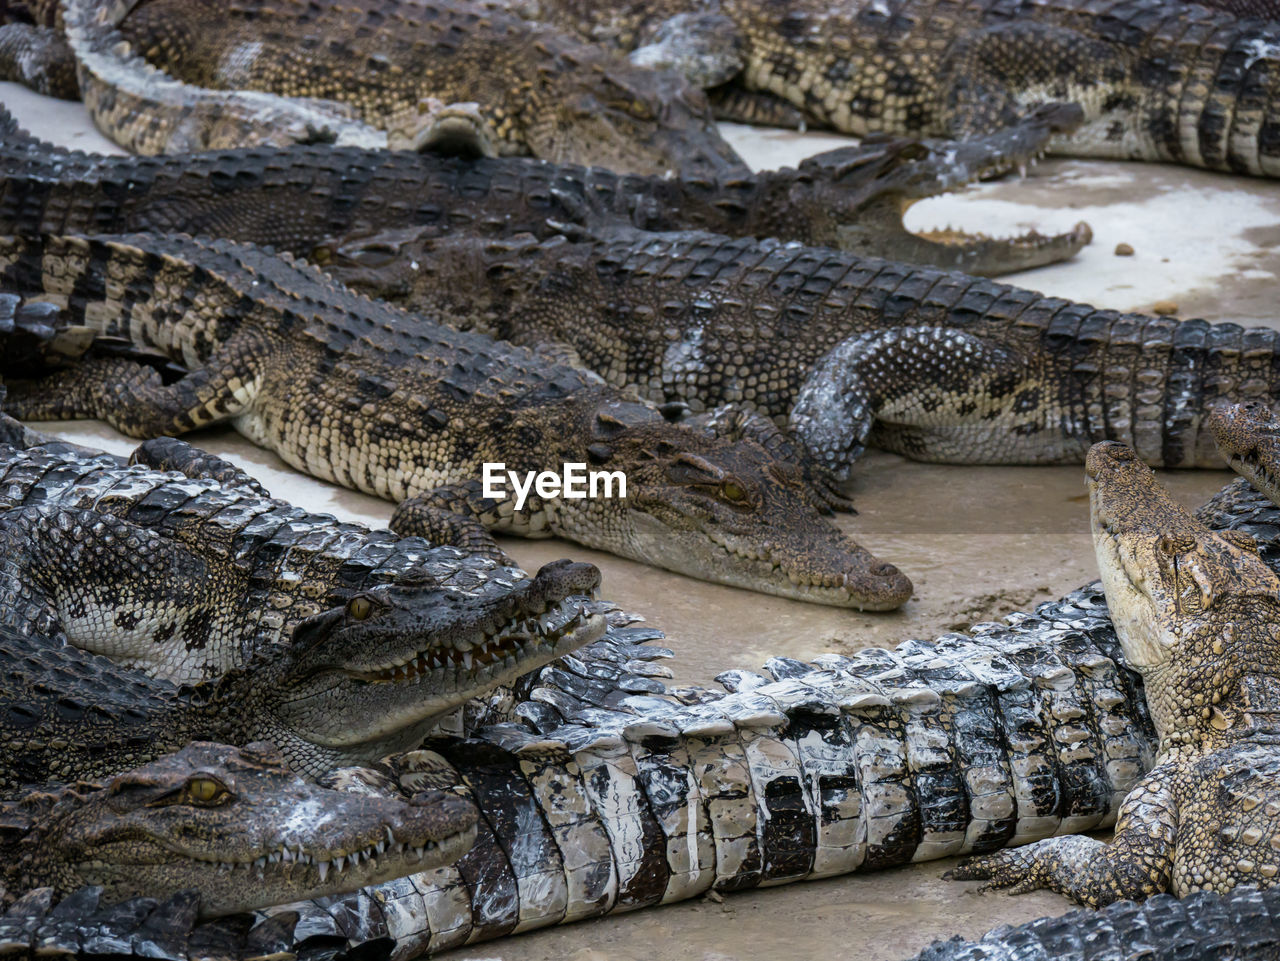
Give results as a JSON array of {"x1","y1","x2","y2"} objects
[
  {"x1": 0, "y1": 105, "x2": 1090, "y2": 275},
  {"x1": 0, "y1": 741, "x2": 478, "y2": 917},
  {"x1": 950, "y1": 439, "x2": 1280, "y2": 903},
  {"x1": 0, "y1": 232, "x2": 914, "y2": 609},
  {"x1": 0, "y1": 544, "x2": 610, "y2": 783},
  {"x1": 511, "y1": 0, "x2": 1280, "y2": 177},
  {"x1": 317, "y1": 222, "x2": 1280, "y2": 480}
]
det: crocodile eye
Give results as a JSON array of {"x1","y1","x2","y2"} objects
[
  {"x1": 721, "y1": 481, "x2": 747, "y2": 503},
  {"x1": 1157, "y1": 534, "x2": 1196, "y2": 556},
  {"x1": 349, "y1": 245, "x2": 398, "y2": 269},
  {"x1": 347, "y1": 597, "x2": 373, "y2": 620},
  {"x1": 182, "y1": 776, "x2": 232, "y2": 806},
  {"x1": 311, "y1": 245, "x2": 333, "y2": 265}
]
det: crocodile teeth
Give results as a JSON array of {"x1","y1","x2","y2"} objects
[{"x1": 318, "y1": 860, "x2": 329, "y2": 883}]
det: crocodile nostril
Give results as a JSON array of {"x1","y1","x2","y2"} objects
[{"x1": 871, "y1": 562, "x2": 901, "y2": 577}]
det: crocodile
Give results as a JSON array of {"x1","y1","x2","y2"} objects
[
  {"x1": 1208, "y1": 400, "x2": 1280, "y2": 506},
  {"x1": 1, "y1": 549, "x2": 614, "y2": 784},
  {"x1": 176, "y1": 469, "x2": 1280, "y2": 955},
  {"x1": 508, "y1": 0, "x2": 1280, "y2": 177},
  {"x1": 0, "y1": 741, "x2": 478, "y2": 918},
  {"x1": 19, "y1": 0, "x2": 745, "y2": 178},
  {"x1": 911, "y1": 885, "x2": 1280, "y2": 961},
  {"x1": 99, "y1": 463, "x2": 1280, "y2": 956},
  {"x1": 950, "y1": 439, "x2": 1280, "y2": 904},
  {"x1": 315, "y1": 221, "x2": 1280, "y2": 479},
  {"x1": 110, "y1": 0, "x2": 748, "y2": 177},
  {"x1": 6, "y1": 445, "x2": 1280, "y2": 953},
  {"x1": 0, "y1": 232, "x2": 914, "y2": 609},
  {"x1": 0, "y1": 409, "x2": 608, "y2": 685},
  {"x1": 0, "y1": 107, "x2": 1091, "y2": 275}
]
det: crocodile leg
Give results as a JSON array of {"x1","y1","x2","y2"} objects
[
  {"x1": 788, "y1": 326, "x2": 1045, "y2": 479},
  {"x1": 128, "y1": 437, "x2": 271, "y2": 497},
  {"x1": 947, "y1": 763, "x2": 1179, "y2": 907},
  {"x1": 0, "y1": 23, "x2": 78, "y2": 100},
  {"x1": 3, "y1": 334, "x2": 266, "y2": 438},
  {"x1": 390, "y1": 481, "x2": 521, "y2": 564}
]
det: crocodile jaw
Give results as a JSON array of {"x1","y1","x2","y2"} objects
[{"x1": 623, "y1": 513, "x2": 912, "y2": 610}]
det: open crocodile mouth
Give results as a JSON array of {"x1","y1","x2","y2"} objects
[
  {"x1": 349, "y1": 595, "x2": 604, "y2": 684},
  {"x1": 856, "y1": 146, "x2": 1093, "y2": 276},
  {"x1": 1225, "y1": 447, "x2": 1280, "y2": 496}
]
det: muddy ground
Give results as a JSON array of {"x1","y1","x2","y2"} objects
[{"x1": 3, "y1": 81, "x2": 1277, "y2": 959}]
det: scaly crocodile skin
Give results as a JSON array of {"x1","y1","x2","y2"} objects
[
  {"x1": 324, "y1": 225, "x2": 1280, "y2": 476},
  {"x1": 951, "y1": 439, "x2": 1280, "y2": 903},
  {"x1": 517, "y1": 0, "x2": 1280, "y2": 176},
  {"x1": 0, "y1": 107, "x2": 1087, "y2": 272},
  {"x1": 0, "y1": 232, "x2": 913, "y2": 609},
  {"x1": 1, "y1": 742, "x2": 477, "y2": 917}
]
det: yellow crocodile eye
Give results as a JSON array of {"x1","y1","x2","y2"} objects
[
  {"x1": 184, "y1": 776, "x2": 229, "y2": 805},
  {"x1": 311, "y1": 245, "x2": 332, "y2": 265},
  {"x1": 722, "y1": 481, "x2": 747, "y2": 503},
  {"x1": 348, "y1": 597, "x2": 373, "y2": 620}
]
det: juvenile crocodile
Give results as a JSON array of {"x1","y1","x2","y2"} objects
[
  {"x1": 319, "y1": 223, "x2": 1280, "y2": 478},
  {"x1": 0, "y1": 108, "x2": 1091, "y2": 275},
  {"x1": 0, "y1": 413, "x2": 606, "y2": 684},
  {"x1": 0, "y1": 232, "x2": 913, "y2": 609},
  {"x1": 0, "y1": 741, "x2": 478, "y2": 918},
  {"x1": 910, "y1": 886, "x2": 1280, "y2": 961},
  {"x1": 512, "y1": 0, "x2": 1280, "y2": 177},
  {"x1": 950, "y1": 440, "x2": 1280, "y2": 903}
]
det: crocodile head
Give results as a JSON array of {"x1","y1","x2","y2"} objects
[
  {"x1": 573, "y1": 418, "x2": 911, "y2": 609},
  {"x1": 771, "y1": 104, "x2": 1092, "y2": 277},
  {"x1": 1086, "y1": 440, "x2": 1280, "y2": 748},
  {"x1": 1208, "y1": 401, "x2": 1280, "y2": 502},
  {"x1": 527, "y1": 47, "x2": 748, "y2": 178},
  {"x1": 265, "y1": 558, "x2": 606, "y2": 771},
  {"x1": 2, "y1": 741, "x2": 477, "y2": 916}
]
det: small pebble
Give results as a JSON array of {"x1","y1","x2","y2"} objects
[
  {"x1": 1114, "y1": 242, "x2": 1134, "y2": 256},
  {"x1": 1152, "y1": 300, "x2": 1178, "y2": 315}
]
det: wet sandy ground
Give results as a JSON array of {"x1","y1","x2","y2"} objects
[{"x1": 4, "y1": 81, "x2": 1279, "y2": 959}]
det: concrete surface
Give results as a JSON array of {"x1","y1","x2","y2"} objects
[{"x1": 2, "y1": 79, "x2": 1276, "y2": 960}]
